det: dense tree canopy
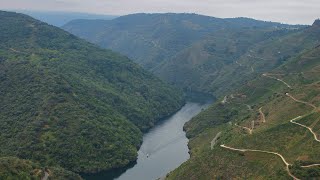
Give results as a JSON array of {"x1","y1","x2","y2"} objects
[{"x1": 0, "y1": 11, "x2": 184, "y2": 174}]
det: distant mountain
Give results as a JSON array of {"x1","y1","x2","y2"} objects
[
  {"x1": 156, "y1": 22, "x2": 320, "y2": 96},
  {"x1": 64, "y1": 12, "x2": 320, "y2": 179},
  {"x1": 63, "y1": 13, "x2": 306, "y2": 97},
  {"x1": 153, "y1": 27, "x2": 298, "y2": 95},
  {"x1": 63, "y1": 13, "x2": 302, "y2": 70},
  {"x1": 0, "y1": 10, "x2": 184, "y2": 176},
  {"x1": 11, "y1": 10, "x2": 117, "y2": 27}
]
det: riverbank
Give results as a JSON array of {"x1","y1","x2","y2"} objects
[{"x1": 82, "y1": 99, "x2": 213, "y2": 180}]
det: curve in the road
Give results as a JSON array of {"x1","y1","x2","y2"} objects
[
  {"x1": 41, "y1": 171, "x2": 49, "y2": 180},
  {"x1": 286, "y1": 93, "x2": 317, "y2": 109},
  {"x1": 259, "y1": 107, "x2": 266, "y2": 123},
  {"x1": 220, "y1": 144, "x2": 299, "y2": 180},
  {"x1": 235, "y1": 123, "x2": 252, "y2": 134},
  {"x1": 290, "y1": 116, "x2": 320, "y2": 142},
  {"x1": 211, "y1": 132, "x2": 222, "y2": 150},
  {"x1": 262, "y1": 73, "x2": 293, "y2": 89},
  {"x1": 218, "y1": 72, "x2": 320, "y2": 179}
]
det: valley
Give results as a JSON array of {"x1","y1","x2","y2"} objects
[
  {"x1": 82, "y1": 101, "x2": 212, "y2": 180},
  {"x1": 0, "y1": 7, "x2": 320, "y2": 180},
  {"x1": 0, "y1": 11, "x2": 184, "y2": 179}
]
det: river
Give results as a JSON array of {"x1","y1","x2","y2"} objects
[{"x1": 83, "y1": 100, "x2": 212, "y2": 180}]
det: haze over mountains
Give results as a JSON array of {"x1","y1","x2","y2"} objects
[
  {"x1": 9, "y1": 10, "x2": 117, "y2": 27},
  {"x1": 1, "y1": 7, "x2": 320, "y2": 180},
  {"x1": 63, "y1": 14, "x2": 307, "y2": 96}
]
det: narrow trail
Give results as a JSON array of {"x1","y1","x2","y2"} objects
[
  {"x1": 290, "y1": 116, "x2": 320, "y2": 142},
  {"x1": 247, "y1": 54, "x2": 267, "y2": 61},
  {"x1": 220, "y1": 144, "x2": 299, "y2": 180},
  {"x1": 41, "y1": 171, "x2": 49, "y2": 180},
  {"x1": 211, "y1": 132, "x2": 222, "y2": 150},
  {"x1": 245, "y1": 104, "x2": 253, "y2": 111},
  {"x1": 262, "y1": 73, "x2": 293, "y2": 89},
  {"x1": 9, "y1": 48, "x2": 23, "y2": 54},
  {"x1": 235, "y1": 123, "x2": 253, "y2": 134},
  {"x1": 286, "y1": 93, "x2": 317, "y2": 109},
  {"x1": 301, "y1": 164, "x2": 320, "y2": 168},
  {"x1": 235, "y1": 60, "x2": 243, "y2": 67},
  {"x1": 217, "y1": 71, "x2": 320, "y2": 179},
  {"x1": 259, "y1": 107, "x2": 266, "y2": 123},
  {"x1": 221, "y1": 96, "x2": 227, "y2": 104},
  {"x1": 285, "y1": 93, "x2": 319, "y2": 142},
  {"x1": 263, "y1": 72, "x2": 318, "y2": 139}
]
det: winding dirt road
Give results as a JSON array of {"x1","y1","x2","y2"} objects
[
  {"x1": 301, "y1": 164, "x2": 320, "y2": 168},
  {"x1": 218, "y1": 72, "x2": 320, "y2": 179},
  {"x1": 262, "y1": 73, "x2": 293, "y2": 89},
  {"x1": 211, "y1": 132, "x2": 222, "y2": 150},
  {"x1": 41, "y1": 171, "x2": 49, "y2": 180},
  {"x1": 247, "y1": 54, "x2": 267, "y2": 61},
  {"x1": 286, "y1": 93, "x2": 317, "y2": 109},
  {"x1": 235, "y1": 60, "x2": 243, "y2": 67},
  {"x1": 221, "y1": 96, "x2": 227, "y2": 104},
  {"x1": 259, "y1": 107, "x2": 266, "y2": 123},
  {"x1": 235, "y1": 123, "x2": 252, "y2": 134},
  {"x1": 290, "y1": 116, "x2": 320, "y2": 142},
  {"x1": 220, "y1": 144, "x2": 299, "y2": 180}
]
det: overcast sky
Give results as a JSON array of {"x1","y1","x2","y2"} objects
[{"x1": 1, "y1": 0, "x2": 320, "y2": 24}]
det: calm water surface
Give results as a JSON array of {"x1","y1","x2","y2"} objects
[{"x1": 83, "y1": 101, "x2": 211, "y2": 180}]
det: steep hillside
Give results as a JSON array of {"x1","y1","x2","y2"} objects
[
  {"x1": 0, "y1": 10, "x2": 184, "y2": 175},
  {"x1": 62, "y1": 13, "x2": 300, "y2": 70},
  {"x1": 153, "y1": 27, "x2": 300, "y2": 95},
  {"x1": 170, "y1": 24, "x2": 319, "y2": 97},
  {"x1": 166, "y1": 23, "x2": 320, "y2": 179},
  {"x1": 0, "y1": 157, "x2": 82, "y2": 180}
]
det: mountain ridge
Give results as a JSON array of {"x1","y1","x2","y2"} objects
[
  {"x1": 63, "y1": 13, "x2": 304, "y2": 71},
  {"x1": 0, "y1": 10, "x2": 184, "y2": 175}
]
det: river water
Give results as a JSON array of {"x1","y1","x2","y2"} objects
[{"x1": 83, "y1": 101, "x2": 211, "y2": 180}]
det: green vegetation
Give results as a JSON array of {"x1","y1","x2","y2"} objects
[
  {"x1": 3, "y1": 10, "x2": 320, "y2": 179},
  {"x1": 166, "y1": 22, "x2": 320, "y2": 179},
  {"x1": 0, "y1": 157, "x2": 82, "y2": 180},
  {"x1": 62, "y1": 13, "x2": 302, "y2": 70},
  {"x1": 63, "y1": 14, "x2": 307, "y2": 97},
  {"x1": 0, "y1": 10, "x2": 184, "y2": 176}
]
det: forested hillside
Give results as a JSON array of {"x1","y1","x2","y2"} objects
[
  {"x1": 0, "y1": 10, "x2": 184, "y2": 177},
  {"x1": 166, "y1": 21, "x2": 320, "y2": 179},
  {"x1": 0, "y1": 157, "x2": 82, "y2": 179},
  {"x1": 157, "y1": 23, "x2": 320, "y2": 96},
  {"x1": 63, "y1": 14, "x2": 306, "y2": 97},
  {"x1": 63, "y1": 13, "x2": 301, "y2": 70}
]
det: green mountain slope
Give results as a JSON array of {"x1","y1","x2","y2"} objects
[
  {"x1": 62, "y1": 13, "x2": 301, "y2": 70},
  {"x1": 63, "y1": 14, "x2": 308, "y2": 99},
  {"x1": 166, "y1": 22, "x2": 320, "y2": 179},
  {"x1": 153, "y1": 27, "x2": 300, "y2": 95},
  {"x1": 166, "y1": 24, "x2": 319, "y2": 97},
  {"x1": 0, "y1": 11, "x2": 184, "y2": 175},
  {"x1": 0, "y1": 157, "x2": 82, "y2": 180}
]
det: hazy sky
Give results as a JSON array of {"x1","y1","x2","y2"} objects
[{"x1": 1, "y1": 0, "x2": 320, "y2": 24}]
